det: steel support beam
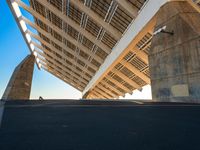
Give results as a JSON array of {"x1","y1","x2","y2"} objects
[
  {"x1": 93, "y1": 88, "x2": 111, "y2": 99},
  {"x1": 99, "y1": 80, "x2": 125, "y2": 97},
  {"x1": 44, "y1": 65, "x2": 85, "y2": 90},
  {"x1": 96, "y1": 85, "x2": 118, "y2": 98},
  {"x1": 122, "y1": 60, "x2": 150, "y2": 84},
  {"x1": 92, "y1": 90, "x2": 106, "y2": 99},
  {"x1": 95, "y1": 86, "x2": 115, "y2": 98},
  {"x1": 83, "y1": 0, "x2": 167, "y2": 95},
  {"x1": 33, "y1": 39, "x2": 92, "y2": 81},
  {"x1": 106, "y1": 75, "x2": 132, "y2": 94},
  {"x1": 30, "y1": 31, "x2": 94, "y2": 77},
  {"x1": 111, "y1": 68, "x2": 141, "y2": 90},
  {"x1": 22, "y1": 15, "x2": 104, "y2": 64},
  {"x1": 44, "y1": 64, "x2": 85, "y2": 90},
  {"x1": 38, "y1": 52, "x2": 89, "y2": 86},
  {"x1": 131, "y1": 47, "x2": 149, "y2": 64},
  {"x1": 28, "y1": 29, "x2": 97, "y2": 75},
  {"x1": 15, "y1": 0, "x2": 111, "y2": 55},
  {"x1": 114, "y1": 0, "x2": 138, "y2": 18},
  {"x1": 44, "y1": 67, "x2": 84, "y2": 91},
  {"x1": 70, "y1": 0, "x2": 122, "y2": 40}
]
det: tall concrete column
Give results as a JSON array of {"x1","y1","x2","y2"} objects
[
  {"x1": 2, "y1": 55, "x2": 35, "y2": 100},
  {"x1": 149, "y1": 1, "x2": 200, "y2": 102}
]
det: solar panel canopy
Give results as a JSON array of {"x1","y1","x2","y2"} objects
[{"x1": 8, "y1": 0, "x2": 200, "y2": 99}]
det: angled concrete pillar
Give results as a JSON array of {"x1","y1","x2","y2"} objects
[
  {"x1": 2, "y1": 55, "x2": 35, "y2": 100},
  {"x1": 149, "y1": 1, "x2": 200, "y2": 103}
]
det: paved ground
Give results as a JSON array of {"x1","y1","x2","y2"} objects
[{"x1": 0, "y1": 100, "x2": 200, "y2": 150}]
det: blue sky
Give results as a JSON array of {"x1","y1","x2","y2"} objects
[
  {"x1": 0, "y1": 0, "x2": 151, "y2": 100},
  {"x1": 0, "y1": 0, "x2": 82, "y2": 99}
]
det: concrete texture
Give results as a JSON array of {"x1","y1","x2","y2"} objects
[
  {"x1": 2, "y1": 55, "x2": 35, "y2": 100},
  {"x1": 149, "y1": 1, "x2": 200, "y2": 102},
  {"x1": 0, "y1": 100, "x2": 200, "y2": 150}
]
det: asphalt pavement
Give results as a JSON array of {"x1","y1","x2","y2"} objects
[{"x1": 0, "y1": 100, "x2": 200, "y2": 150}]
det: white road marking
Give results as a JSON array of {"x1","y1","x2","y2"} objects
[
  {"x1": 132, "y1": 101, "x2": 144, "y2": 104},
  {"x1": 0, "y1": 101, "x2": 5, "y2": 128}
]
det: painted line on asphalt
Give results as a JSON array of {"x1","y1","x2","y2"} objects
[
  {"x1": 132, "y1": 101, "x2": 144, "y2": 104},
  {"x1": 0, "y1": 101, "x2": 5, "y2": 128}
]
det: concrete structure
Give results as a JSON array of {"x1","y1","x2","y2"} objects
[
  {"x1": 149, "y1": 1, "x2": 200, "y2": 102},
  {"x1": 6, "y1": 0, "x2": 200, "y2": 101},
  {"x1": 2, "y1": 55, "x2": 35, "y2": 100}
]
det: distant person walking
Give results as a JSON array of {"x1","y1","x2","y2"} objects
[{"x1": 39, "y1": 96, "x2": 44, "y2": 100}]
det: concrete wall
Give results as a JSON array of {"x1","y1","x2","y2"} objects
[
  {"x1": 149, "y1": 1, "x2": 200, "y2": 103},
  {"x1": 2, "y1": 55, "x2": 35, "y2": 100}
]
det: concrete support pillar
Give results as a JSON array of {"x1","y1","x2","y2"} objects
[
  {"x1": 2, "y1": 55, "x2": 35, "y2": 100},
  {"x1": 149, "y1": 1, "x2": 200, "y2": 102}
]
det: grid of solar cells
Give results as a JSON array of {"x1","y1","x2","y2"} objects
[{"x1": 28, "y1": 0, "x2": 149, "y2": 96}]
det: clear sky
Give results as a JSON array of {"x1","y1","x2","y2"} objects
[{"x1": 0, "y1": 0, "x2": 152, "y2": 100}]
